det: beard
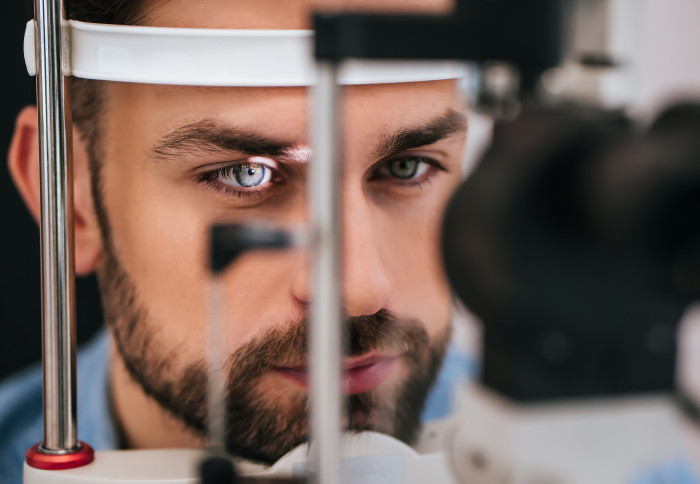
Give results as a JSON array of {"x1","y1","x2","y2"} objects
[{"x1": 95, "y1": 219, "x2": 448, "y2": 465}]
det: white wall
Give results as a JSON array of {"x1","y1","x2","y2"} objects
[{"x1": 634, "y1": 0, "x2": 700, "y2": 118}]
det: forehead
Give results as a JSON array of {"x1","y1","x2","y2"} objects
[
  {"x1": 142, "y1": 0, "x2": 453, "y2": 29},
  {"x1": 108, "y1": 81, "x2": 462, "y2": 145},
  {"x1": 108, "y1": 0, "x2": 463, "y2": 143}
]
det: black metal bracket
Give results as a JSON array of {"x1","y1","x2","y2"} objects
[
  {"x1": 210, "y1": 224, "x2": 296, "y2": 275},
  {"x1": 313, "y1": 0, "x2": 563, "y2": 93}
]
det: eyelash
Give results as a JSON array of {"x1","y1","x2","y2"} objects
[{"x1": 196, "y1": 155, "x2": 446, "y2": 200}]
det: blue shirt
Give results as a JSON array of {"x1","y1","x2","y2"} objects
[
  {"x1": 0, "y1": 331, "x2": 117, "y2": 483},
  {"x1": 632, "y1": 460, "x2": 699, "y2": 484},
  {"x1": 0, "y1": 329, "x2": 474, "y2": 484}
]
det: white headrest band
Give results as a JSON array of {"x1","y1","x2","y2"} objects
[{"x1": 24, "y1": 20, "x2": 465, "y2": 87}]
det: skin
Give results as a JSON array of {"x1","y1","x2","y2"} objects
[{"x1": 9, "y1": 0, "x2": 466, "y2": 458}]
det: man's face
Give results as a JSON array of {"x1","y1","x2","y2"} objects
[{"x1": 92, "y1": 0, "x2": 467, "y2": 465}]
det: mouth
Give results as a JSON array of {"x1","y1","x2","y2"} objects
[{"x1": 273, "y1": 353, "x2": 400, "y2": 395}]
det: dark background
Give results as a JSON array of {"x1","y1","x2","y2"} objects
[{"x1": 0, "y1": 2, "x2": 103, "y2": 380}]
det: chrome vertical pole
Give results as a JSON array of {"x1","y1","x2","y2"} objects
[
  {"x1": 309, "y1": 62, "x2": 343, "y2": 484},
  {"x1": 34, "y1": 0, "x2": 78, "y2": 452},
  {"x1": 207, "y1": 275, "x2": 227, "y2": 453}
]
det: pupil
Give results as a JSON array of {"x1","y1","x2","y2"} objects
[{"x1": 235, "y1": 164, "x2": 265, "y2": 187}]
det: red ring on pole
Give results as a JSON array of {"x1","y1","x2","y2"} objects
[{"x1": 26, "y1": 441, "x2": 95, "y2": 470}]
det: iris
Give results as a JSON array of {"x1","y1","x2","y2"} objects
[
  {"x1": 387, "y1": 159, "x2": 419, "y2": 179},
  {"x1": 234, "y1": 164, "x2": 266, "y2": 187}
]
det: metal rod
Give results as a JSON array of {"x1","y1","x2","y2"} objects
[
  {"x1": 34, "y1": 0, "x2": 78, "y2": 452},
  {"x1": 309, "y1": 62, "x2": 343, "y2": 484},
  {"x1": 207, "y1": 275, "x2": 227, "y2": 453}
]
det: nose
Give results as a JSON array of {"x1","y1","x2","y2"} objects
[{"x1": 291, "y1": 193, "x2": 391, "y2": 317}]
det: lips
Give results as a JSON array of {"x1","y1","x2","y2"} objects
[{"x1": 273, "y1": 354, "x2": 400, "y2": 395}]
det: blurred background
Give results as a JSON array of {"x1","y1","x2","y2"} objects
[
  {"x1": 0, "y1": 1, "x2": 102, "y2": 380},
  {"x1": 1, "y1": 0, "x2": 700, "y2": 381}
]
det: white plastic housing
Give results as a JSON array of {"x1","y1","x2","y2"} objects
[
  {"x1": 23, "y1": 20, "x2": 465, "y2": 87},
  {"x1": 23, "y1": 431, "x2": 457, "y2": 484},
  {"x1": 451, "y1": 385, "x2": 683, "y2": 484}
]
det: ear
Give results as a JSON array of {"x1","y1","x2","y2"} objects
[{"x1": 8, "y1": 106, "x2": 103, "y2": 275}]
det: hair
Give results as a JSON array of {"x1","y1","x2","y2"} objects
[
  {"x1": 64, "y1": 0, "x2": 149, "y2": 162},
  {"x1": 67, "y1": 0, "x2": 147, "y2": 24}
]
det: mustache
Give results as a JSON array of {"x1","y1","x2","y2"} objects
[
  {"x1": 158, "y1": 309, "x2": 431, "y2": 440},
  {"x1": 226, "y1": 309, "x2": 429, "y2": 385},
  {"x1": 124, "y1": 307, "x2": 438, "y2": 459}
]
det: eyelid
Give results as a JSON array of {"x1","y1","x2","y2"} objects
[
  {"x1": 369, "y1": 154, "x2": 446, "y2": 179},
  {"x1": 190, "y1": 155, "x2": 280, "y2": 176},
  {"x1": 246, "y1": 156, "x2": 279, "y2": 169},
  {"x1": 401, "y1": 151, "x2": 448, "y2": 169}
]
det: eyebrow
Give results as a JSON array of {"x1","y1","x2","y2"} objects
[
  {"x1": 373, "y1": 109, "x2": 467, "y2": 159},
  {"x1": 150, "y1": 120, "x2": 298, "y2": 161},
  {"x1": 151, "y1": 108, "x2": 467, "y2": 163}
]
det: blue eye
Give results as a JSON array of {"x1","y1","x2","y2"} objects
[{"x1": 218, "y1": 163, "x2": 272, "y2": 188}]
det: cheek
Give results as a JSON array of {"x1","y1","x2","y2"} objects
[
  {"x1": 100, "y1": 154, "x2": 306, "y2": 359},
  {"x1": 103, "y1": 158, "x2": 211, "y2": 355},
  {"x1": 379, "y1": 192, "x2": 455, "y2": 336},
  {"x1": 217, "y1": 251, "x2": 303, "y2": 345}
]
